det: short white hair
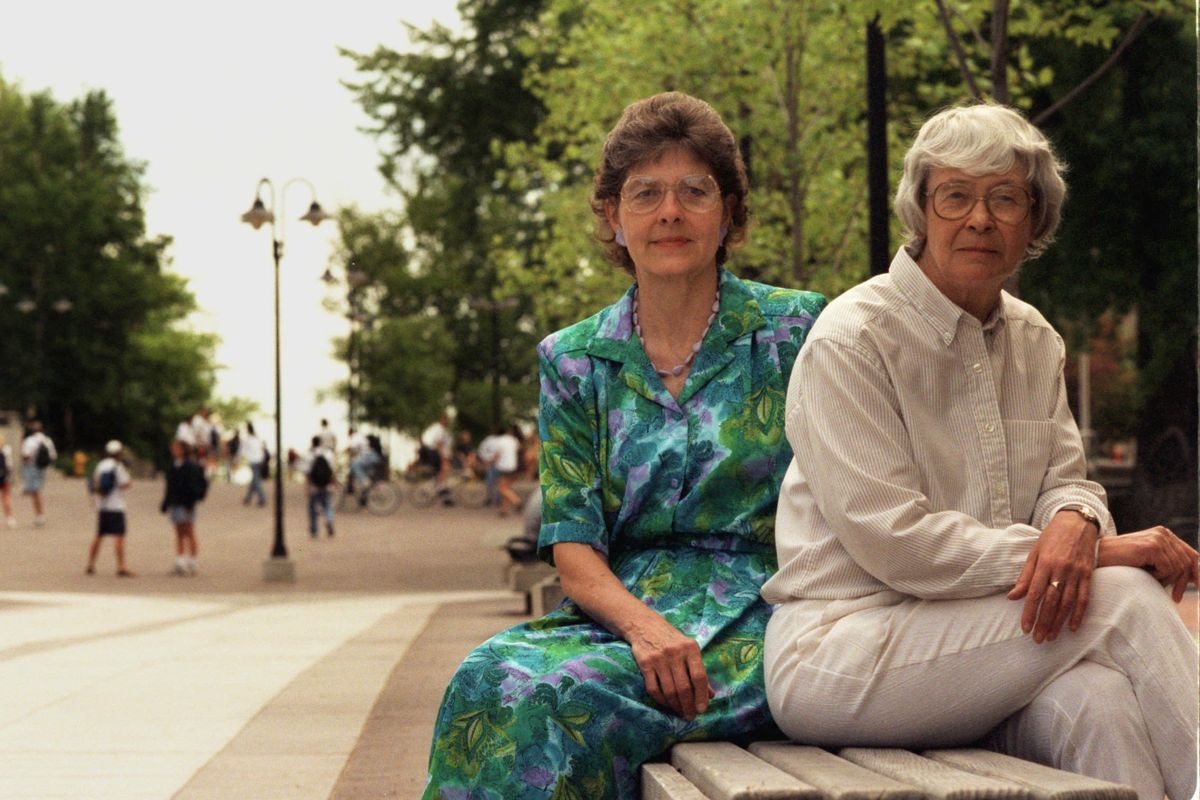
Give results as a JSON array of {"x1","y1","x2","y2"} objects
[{"x1": 894, "y1": 103, "x2": 1067, "y2": 260}]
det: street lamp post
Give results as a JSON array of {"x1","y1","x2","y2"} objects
[{"x1": 241, "y1": 177, "x2": 331, "y2": 583}]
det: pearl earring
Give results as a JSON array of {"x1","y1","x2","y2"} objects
[{"x1": 615, "y1": 228, "x2": 627, "y2": 247}]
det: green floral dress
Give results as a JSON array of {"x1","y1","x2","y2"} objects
[{"x1": 423, "y1": 269, "x2": 824, "y2": 799}]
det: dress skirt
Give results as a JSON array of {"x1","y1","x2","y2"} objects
[{"x1": 422, "y1": 542, "x2": 778, "y2": 799}]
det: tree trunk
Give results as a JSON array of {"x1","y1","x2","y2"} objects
[{"x1": 991, "y1": 0, "x2": 1011, "y2": 104}]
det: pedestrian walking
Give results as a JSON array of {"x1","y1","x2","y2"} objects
[
  {"x1": 160, "y1": 439, "x2": 208, "y2": 576},
  {"x1": 20, "y1": 420, "x2": 57, "y2": 527},
  {"x1": 190, "y1": 407, "x2": 212, "y2": 463},
  {"x1": 225, "y1": 428, "x2": 240, "y2": 482},
  {"x1": 173, "y1": 416, "x2": 196, "y2": 448},
  {"x1": 494, "y1": 424, "x2": 522, "y2": 517},
  {"x1": 240, "y1": 422, "x2": 267, "y2": 507},
  {"x1": 85, "y1": 440, "x2": 134, "y2": 577},
  {"x1": 476, "y1": 426, "x2": 501, "y2": 507},
  {"x1": 0, "y1": 435, "x2": 15, "y2": 528},
  {"x1": 316, "y1": 418, "x2": 337, "y2": 452},
  {"x1": 304, "y1": 435, "x2": 336, "y2": 538}
]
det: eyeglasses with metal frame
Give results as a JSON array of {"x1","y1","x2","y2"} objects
[
  {"x1": 926, "y1": 181, "x2": 1035, "y2": 225},
  {"x1": 619, "y1": 174, "x2": 722, "y2": 215}
]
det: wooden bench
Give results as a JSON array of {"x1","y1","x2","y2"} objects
[{"x1": 643, "y1": 741, "x2": 1135, "y2": 799}]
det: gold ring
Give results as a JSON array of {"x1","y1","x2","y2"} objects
[{"x1": 1049, "y1": 580, "x2": 1062, "y2": 590}]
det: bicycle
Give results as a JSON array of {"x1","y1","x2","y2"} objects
[
  {"x1": 405, "y1": 466, "x2": 489, "y2": 509},
  {"x1": 334, "y1": 460, "x2": 403, "y2": 516}
]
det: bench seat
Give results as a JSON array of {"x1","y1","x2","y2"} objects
[{"x1": 643, "y1": 741, "x2": 1136, "y2": 800}]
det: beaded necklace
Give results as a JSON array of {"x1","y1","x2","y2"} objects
[{"x1": 632, "y1": 286, "x2": 720, "y2": 378}]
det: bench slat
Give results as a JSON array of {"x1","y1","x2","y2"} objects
[
  {"x1": 923, "y1": 749, "x2": 1138, "y2": 800},
  {"x1": 672, "y1": 741, "x2": 823, "y2": 800},
  {"x1": 839, "y1": 748, "x2": 1034, "y2": 800},
  {"x1": 643, "y1": 762, "x2": 714, "y2": 800},
  {"x1": 748, "y1": 742, "x2": 928, "y2": 799}
]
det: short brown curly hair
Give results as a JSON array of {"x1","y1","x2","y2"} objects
[{"x1": 590, "y1": 92, "x2": 750, "y2": 275}]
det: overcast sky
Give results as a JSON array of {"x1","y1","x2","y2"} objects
[{"x1": 0, "y1": 0, "x2": 462, "y2": 450}]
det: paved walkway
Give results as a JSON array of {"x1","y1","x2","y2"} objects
[
  {"x1": 0, "y1": 472, "x2": 527, "y2": 799},
  {"x1": 0, "y1": 472, "x2": 1195, "y2": 798}
]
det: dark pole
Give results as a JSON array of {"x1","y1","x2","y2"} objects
[
  {"x1": 271, "y1": 236, "x2": 287, "y2": 558},
  {"x1": 490, "y1": 306, "x2": 501, "y2": 426},
  {"x1": 348, "y1": 290, "x2": 358, "y2": 430},
  {"x1": 866, "y1": 16, "x2": 890, "y2": 277}
]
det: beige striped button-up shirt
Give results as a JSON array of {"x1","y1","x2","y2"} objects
[{"x1": 762, "y1": 248, "x2": 1112, "y2": 606}]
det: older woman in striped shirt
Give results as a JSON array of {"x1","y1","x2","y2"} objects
[{"x1": 762, "y1": 103, "x2": 1197, "y2": 800}]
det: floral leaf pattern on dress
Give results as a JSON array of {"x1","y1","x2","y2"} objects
[{"x1": 423, "y1": 269, "x2": 825, "y2": 799}]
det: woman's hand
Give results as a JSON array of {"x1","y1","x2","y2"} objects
[
  {"x1": 553, "y1": 542, "x2": 712, "y2": 720},
  {"x1": 1099, "y1": 526, "x2": 1199, "y2": 602},
  {"x1": 625, "y1": 612, "x2": 713, "y2": 720},
  {"x1": 1007, "y1": 510, "x2": 1099, "y2": 643}
]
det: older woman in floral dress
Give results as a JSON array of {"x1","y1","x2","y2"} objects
[{"x1": 421, "y1": 92, "x2": 825, "y2": 799}]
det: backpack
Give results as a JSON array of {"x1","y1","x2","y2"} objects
[
  {"x1": 0, "y1": 449, "x2": 7, "y2": 484},
  {"x1": 309, "y1": 454, "x2": 333, "y2": 488},
  {"x1": 34, "y1": 441, "x2": 51, "y2": 469},
  {"x1": 192, "y1": 465, "x2": 209, "y2": 502},
  {"x1": 261, "y1": 447, "x2": 270, "y2": 479},
  {"x1": 97, "y1": 467, "x2": 117, "y2": 497}
]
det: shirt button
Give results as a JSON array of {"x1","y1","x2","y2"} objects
[
  {"x1": 984, "y1": 423, "x2": 995, "y2": 433},
  {"x1": 993, "y1": 483, "x2": 1004, "y2": 497},
  {"x1": 972, "y1": 363, "x2": 983, "y2": 373},
  {"x1": 942, "y1": 333, "x2": 953, "y2": 345}
]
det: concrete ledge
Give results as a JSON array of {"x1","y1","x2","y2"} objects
[
  {"x1": 530, "y1": 574, "x2": 565, "y2": 617},
  {"x1": 505, "y1": 561, "x2": 555, "y2": 593}
]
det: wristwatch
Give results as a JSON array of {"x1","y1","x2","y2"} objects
[{"x1": 1060, "y1": 503, "x2": 1100, "y2": 529}]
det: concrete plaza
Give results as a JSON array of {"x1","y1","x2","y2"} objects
[
  {"x1": 0, "y1": 471, "x2": 528, "y2": 799},
  {"x1": 0, "y1": 472, "x2": 1195, "y2": 799}
]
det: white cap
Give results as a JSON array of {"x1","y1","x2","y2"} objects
[{"x1": 105, "y1": 440, "x2": 123, "y2": 455}]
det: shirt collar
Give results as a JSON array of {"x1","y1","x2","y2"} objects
[
  {"x1": 586, "y1": 267, "x2": 765, "y2": 363},
  {"x1": 891, "y1": 247, "x2": 1008, "y2": 346}
]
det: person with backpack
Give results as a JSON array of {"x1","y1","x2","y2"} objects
[
  {"x1": 20, "y1": 420, "x2": 57, "y2": 527},
  {"x1": 304, "y1": 435, "x2": 336, "y2": 538},
  {"x1": 85, "y1": 440, "x2": 134, "y2": 576},
  {"x1": 160, "y1": 439, "x2": 208, "y2": 576},
  {"x1": 0, "y1": 434, "x2": 15, "y2": 528}
]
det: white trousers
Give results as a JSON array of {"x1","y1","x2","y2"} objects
[{"x1": 764, "y1": 567, "x2": 1198, "y2": 800}]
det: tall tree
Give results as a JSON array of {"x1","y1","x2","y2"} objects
[
  {"x1": 0, "y1": 79, "x2": 219, "y2": 458},
  {"x1": 340, "y1": 0, "x2": 547, "y2": 432}
]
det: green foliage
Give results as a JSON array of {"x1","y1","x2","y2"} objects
[
  {"x1": 341, "y1": 0, "x2": 1194, "y2": 444},
  {"x1": 0, "y1": 77, "x2": 218, "y2": 458},
  {"x1": 208, "y1": 395, "x2": 262, "y2": 432},
  {"x1": 506, "y1": 0, "x2": 877, "y2": 333},
  {"x1": 1021, "y1": 15, "x2": 1196, "y2": 409},
  {"x1": 339, "y1": 0, "x2": 549, "y2": 431}
]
